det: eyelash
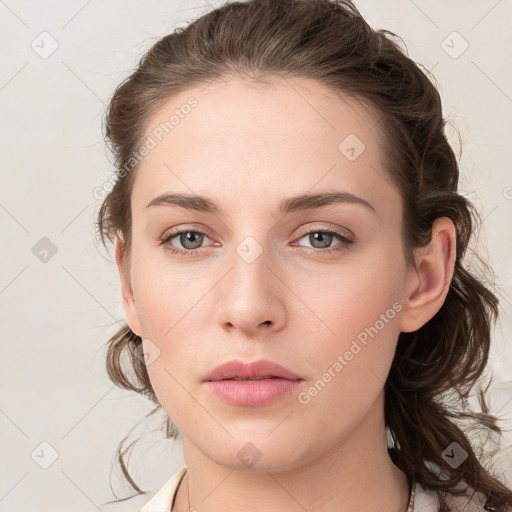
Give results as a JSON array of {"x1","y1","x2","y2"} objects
[{"x1": 159, "y1": 226, "x2": 354, "y2": 256}]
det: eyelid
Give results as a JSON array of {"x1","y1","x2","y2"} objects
[
  {"x1": 159, "y1": 223, "x2": 216, "y2": 242},
  {"x1": 293, "y1": 222, "x2": 354, "y2": 241},
  {"x1": 159, "y1": 222, "x2": 355, "y2": 254}
]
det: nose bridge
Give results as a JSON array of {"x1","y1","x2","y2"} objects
[
  {"x1": 230, "y1": 230, "x2": 273, "y2": 294},
  {"x1": 227, "y1": 208, "x2": 276, "y2": 273},
  {"x1": 216, "y1": 226, "x2": 284, "y2": 330}
]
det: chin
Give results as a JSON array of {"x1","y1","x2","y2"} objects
[{"x1": 203, "y1": 435, "x2": 310, "y2": 474}]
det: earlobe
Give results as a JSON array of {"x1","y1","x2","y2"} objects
[
  {"x1": 115, "y1": 234, "x2": 142, "y2": 337},
  {"x1": 399, "y1": 217, "x2": 457, "y2": 333}
]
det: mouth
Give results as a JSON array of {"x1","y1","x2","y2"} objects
[
  {"x1": 203, "y1": 358, "x2": 303, "y2": 382},
  {"x1": 227, "y1": 376, "x2": 277, "y2": 381},
  {"x1": 204, "y1": 377, "x2": 303, "y2": 406},
  {"x1": 203, "y1": 359, "x2": 304, "y2": 406}
]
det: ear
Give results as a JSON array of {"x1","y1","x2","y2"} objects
[
  {"x1": 399, "y1": 217, "x2": 457, "y2": 333},
  {"x1": 115, "y1": 234, "x2": 142, "y2": 337}
]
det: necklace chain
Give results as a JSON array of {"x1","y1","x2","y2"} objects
[{"x1": 407, "y1": 479, "x2": 416, "y2": 512}]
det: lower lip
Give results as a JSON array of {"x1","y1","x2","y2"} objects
[{"x1": 205, "y1": 378, "x2": 302, "y2": 406}]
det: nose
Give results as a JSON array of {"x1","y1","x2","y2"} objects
[{"x1": 215, "y1": 242, "x2": 286, "y2": 336}]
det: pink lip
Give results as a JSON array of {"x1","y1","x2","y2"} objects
[
  {"x1": 203, "y1": 359, "x2": 304, "y2": 407},
  {"x1": 204, "y1": 359, "x2": 302, "y2": 381}
]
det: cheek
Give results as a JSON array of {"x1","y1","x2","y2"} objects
[
  {"x1": 309, "y1": 246, "x2": 402, "y2": 334},
  {"x1": 129, "y1": 253, "x2": 211, "y2": 407},
  {"x1": 295, "y1": 249, "x2": 404, "y2": 399},
  {"x1": 130, "y1": 244, "x2": 203, "y2": 335}
]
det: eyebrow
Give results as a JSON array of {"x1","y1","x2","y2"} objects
[{"x1": 145, "y1": 190, "x2": 377, "y2": 217}]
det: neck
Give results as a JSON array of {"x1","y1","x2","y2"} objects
[{"x1": 173, "y1": 392, "x2": 410, "y2": 512}]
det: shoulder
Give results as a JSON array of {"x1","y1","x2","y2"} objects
[
  {"x1": 101, "y1": 466, "x2": 187, "y2": 512},
  {"x1": 138, "y1": 466, "x2": 187, "y2": 512}
]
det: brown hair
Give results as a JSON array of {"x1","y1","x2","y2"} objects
[{"x1": 96, "y1": 0, "x2": 512, "y2": 509}]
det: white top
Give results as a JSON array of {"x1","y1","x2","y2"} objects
[{"x1": 137, "y1": 466, "x2": 494, "y2": 512}]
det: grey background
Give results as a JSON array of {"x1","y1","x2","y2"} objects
[{"x1": 0, "y1": 1, "x2": 511, "y2": 510}]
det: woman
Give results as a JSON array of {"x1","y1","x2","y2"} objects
[{"x1": 96, "y1": 0, "x2": 512, "y2": 510}]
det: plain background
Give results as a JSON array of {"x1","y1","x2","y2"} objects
[{"x1": 0, "y1": 1, "x2": 511, "y2": 510}]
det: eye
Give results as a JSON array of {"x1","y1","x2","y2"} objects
[
  {"x1": 292, "y1": 228, "x2": 354, "y2": 254},
  {"x1": 159, "y1": 228, "x2": 214, "y2": 256},
  {"x1": 159, "y1": 226, "x2": 354, "y2": 256}
]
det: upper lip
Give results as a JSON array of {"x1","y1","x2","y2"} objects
[{"x1": 203, "y1": 359, "x2": 303, "y2": 381}]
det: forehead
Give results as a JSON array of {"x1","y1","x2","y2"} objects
[
  {"x1": 131, "y1": 76, "x2": 399, "y2": 220},
  {"x1": 142, "y1": 75, "x2": 381, "y2": 147}
]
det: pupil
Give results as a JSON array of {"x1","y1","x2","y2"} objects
[
  {"x1": 312, "y1": 232, "x2": 331, "y2": 248},
  {"x1": 182, "y1": 231, "x2": 202, "y2": 249}
]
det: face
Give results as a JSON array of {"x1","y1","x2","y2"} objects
[{"x1": 118, "y1": 76, "x2": 417, "y2": 472}]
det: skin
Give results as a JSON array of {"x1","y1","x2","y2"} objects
[{"x1": 115, "y1": 76, "x2": 456, "y2": 512}]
